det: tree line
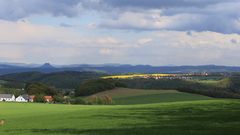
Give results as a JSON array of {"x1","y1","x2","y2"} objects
[{"x1": 74, "y1": 76, "x2": 240, "y2": 99}]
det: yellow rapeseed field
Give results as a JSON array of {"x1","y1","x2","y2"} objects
[{"x1": 102, "y1": 73, "x2": 175, "y2": 79}]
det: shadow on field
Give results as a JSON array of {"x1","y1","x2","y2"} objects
[
  {"x1": 32, "y1": 104, "x2": 240, "y2": 135},
  {"x1": 30, "y1": 123, "x2": 240, "y2": 135},
  {"x1": 30, "y1": 127, "x2": 195, "y2": 135}
]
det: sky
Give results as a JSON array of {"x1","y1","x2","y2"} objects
[{"x1": 0, "y1": 0, "x2": 240, "y2": 66}]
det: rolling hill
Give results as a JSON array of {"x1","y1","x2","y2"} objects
[
  {"x1": 89, "y1": 88, "x2": 213, "y2": 105},
  {"x1": 1, "y1": 63, "x2": 240, "y2": 75}
]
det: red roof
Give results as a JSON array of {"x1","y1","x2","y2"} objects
[
  {"x1": 29, "y1": 95, "x2": 36, "y2": 99},
  {"x1": 44, "y1": 96, "x2": 53, "y2": 101}
]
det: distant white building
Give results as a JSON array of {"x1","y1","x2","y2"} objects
[
  {"x1": 0, "y1": 94, "x2": 15, "y2": 102},
  {"x1": 15, "y1": 95, "x2": 29, "y2": 102}
]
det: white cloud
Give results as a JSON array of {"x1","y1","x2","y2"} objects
[
  {"x1": 155, "y1": 31, "x2": 240, "y2": 48},
  {"x1": 0, "y1": 20, "x2": 121, "y2": 46},
  {"x1": 137, "y1": 38, "x2": 153, "y2": 46},
  {"x1": 0, "y1": 20, "x2": 126, "y2": 64},
  {"x1": 1, "y1": 19, "x2": 240, "y2": 65},
  {"x1": 99, "y1": 48, "x2": 112, "y2": 55},
  {"x1": 149, "y1": 31, "x2": 240, "y2": 65},
  {"x1": 101, "y1": 10, "x2": 201, "y2": 30}
]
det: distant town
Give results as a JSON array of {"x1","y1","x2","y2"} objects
[{"x1": 103, "y1": 72, "x2": 210, "y2": 80}]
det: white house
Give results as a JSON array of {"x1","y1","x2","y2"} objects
[
  {"x1": 15, "y1": 95, "x2": 29, "y2": 102},
  {"x1": 0, "y1": 94, "x2": 15, "y2": 102}
]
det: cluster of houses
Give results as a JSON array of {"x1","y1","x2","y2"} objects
[
  {"x1": 138, "y1": 74, "x2": 194, "y2": 80},
  {"x1": 138, "y1": 72, "x2": 210, "y2": 80},
  {"x1": 0, "y1": 94, "x2": 53, "y2": 103}
]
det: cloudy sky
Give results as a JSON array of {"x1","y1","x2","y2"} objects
[{"x1": 0, "y1": 0, "x2": 240, "y2": 66}]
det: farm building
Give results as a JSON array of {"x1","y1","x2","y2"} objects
[
  {"x1": 0, "y1": 94, "x2": 15, "y2": 102},
  {"x1": 44, "y1": 96, "x2": 53, "y2": 102},
  {"x1": 16, "y1": 95, "x2": 30, "y2": 102},
  {"x1": 0, "y1": 94, "x2": 53, "y2": 102},
  {"x1": 29, "y1": 95, "x2": 36, "y2": 102}
]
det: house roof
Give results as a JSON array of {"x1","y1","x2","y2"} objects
[
  {"x1": 0, "y1": 94, "x2": 14, "y2": 98},
  {"x1": 44, "y1": 96, "x2": 53, "y2": 101},
  {"x1": 29, "y1": 95, "x2": 36, "y2": 99},
  {"x1": 44, "y1": 96, "x2": 53, "y2": 99},
  {"x1": 21, "y1": 94, "x2": 30, "y2": 100}
]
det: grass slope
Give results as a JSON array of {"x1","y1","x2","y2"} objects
[
  {"x1": 0, "y1": 100, "x2": 240, "y2": 135},
  {"x1": 91, "y1": 88, "x2": 212, "y2": 105},
  {"x1": 114, "y1": 93, "x2": 213, "y2": 105},
  {"x1": 91, "y1": 88, "x2": 180, "y2": 98}
]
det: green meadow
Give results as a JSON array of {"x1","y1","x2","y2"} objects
[{"x1": 0, "y1": 99, "x2": 240, "y2": 135}]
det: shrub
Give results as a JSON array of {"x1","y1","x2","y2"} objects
[
  {"x1": 35, "y1": 94, "x2": 45, "y2": 103},
  {"x1": 53, "y1": 94, "x2": 64, "y2": 103},
  {"x1": 70, "y1": 97, "x2": 86, "y2": 105},
  {"x1": 86, "y1": 95, "x2": 113, "y2": 105}
]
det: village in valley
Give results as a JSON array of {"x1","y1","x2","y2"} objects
[
  {"x1": 0, "y1": 94, "x2": 53, "y2": 103},
  {"x1": 0, "y1": 72, "x2": 217, "y2": 104},
  {"x1": 102, "y1": 72, "x2": 210, "y2": 80}
]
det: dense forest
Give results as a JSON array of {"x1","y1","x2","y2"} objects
[
  {"x1": 75, "y1": 79, "x2": 126, "y2": 96},
  {"x1": 0, "y1": 71, "x2": 106, "y2": 89}
]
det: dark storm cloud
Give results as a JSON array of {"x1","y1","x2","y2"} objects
[
  {"x1": 0, "y1": 0, "x2": 239, "y2": 34},
  {"x1": 0, "y1": 0, "x2": 238, "y2": 20},
  {"x1": 103, "y1": 0, "x2": 234, "y2": 8},
  {"x1": 96, "y1": 0, "x2": 240, "y2": 34}
]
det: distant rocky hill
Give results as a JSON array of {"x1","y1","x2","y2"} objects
[{"x1": 1, "y1": 63, "x2": 240, "y2": 75}]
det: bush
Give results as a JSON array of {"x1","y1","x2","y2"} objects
[
  {"x1": 86, "y1": 95, "x2": 113, "y2": 105},
  {"x1": 35, "y1": 94, "x2": 45, "y2": 103},
  {"x1": 53, "y1": 94, "x2": 64, "y2": 103},
  {"x1": 70, "y1": 97, "x2": 86, "y2": 105}
]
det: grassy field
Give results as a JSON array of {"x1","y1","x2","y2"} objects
[
  {"x1": 0, "y1": 100, "x2": 240, "y2": 135},
  {"x1": 90, "y1": 88, "x2": 213, "y2": 105}
]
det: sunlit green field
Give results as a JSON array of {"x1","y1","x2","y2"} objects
[{"x1": 0, "y1": 99, "x2": 240, "y2": 135}]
